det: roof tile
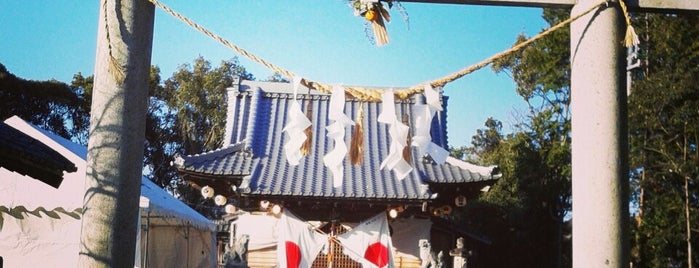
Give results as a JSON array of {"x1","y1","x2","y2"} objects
[{"x1": 177, "y1": 80, "x2": 499, "y2": 202}]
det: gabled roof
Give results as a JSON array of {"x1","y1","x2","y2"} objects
[
  {"x1": 0, "y1": 120, "x2": 76, "y2": 188},
  {"x1": 176, "y1": 80, "x2": 500, "y2": 203},
  {"x1": 1, "y1": 115, "x2": 215, "y2": 231}
]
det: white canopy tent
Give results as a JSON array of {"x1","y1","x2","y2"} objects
[{"x1": 0, "y1": 116, "x2": 216, "y2": 267}]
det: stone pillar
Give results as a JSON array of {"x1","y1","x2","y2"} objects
[
  {"x1": 79, "y1": 0, "x2": 155, "y2": 267},
  {"x1": 449, "y1": 237, "x2": 467, "y2": 268},
  {"x1": 570, "y1": 0, "x2": 629, "y2": 267}
]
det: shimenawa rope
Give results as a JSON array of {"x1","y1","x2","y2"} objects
[{"x1": 145, "y1": 0, "x2": 633, "y2": 102}]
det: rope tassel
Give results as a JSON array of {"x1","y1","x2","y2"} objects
[
  {"x1": 402, "y1": 113, "x2": 412, "y2": 163},
  {"x1": 301, "y1": 101, "x2": 313, "y2": 156},
  {"x1": 350, "y1": 103, "x2": 365, "y2": 165},
  {"x1": 619, "y1": 0, "x2": 640, "y2": 48}
]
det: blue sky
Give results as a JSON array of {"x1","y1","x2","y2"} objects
[{"x1": 0, "y1": 1, "x2": 548, "y2": 148}]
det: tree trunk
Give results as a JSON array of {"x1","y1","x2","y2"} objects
[
  {"x1": 683, "y1": 123, "x2": 692, "y2": 268},
  {"x1": 685, "y1": 175, "x2": 692, "y2": 268},
  {"x1": 79, "y1": 0, "x2": 154, "y2": 267}
]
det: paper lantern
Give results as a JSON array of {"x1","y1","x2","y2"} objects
[
  {"x1": 201, "y1": 186, "x2": 214, "y2": 199},
  {"x1": 260, "y1": 200, "x2": 270, "y2": 209},
  {"x1": 441, "y1": 205, "x2": 453, "y2": 215},
  {"x1": 224, "y1": 204, "x2": 237, "y2": 214},
  {"x1": 455, "y1": 195, "x2": 467, "y2": 207},
  {"x1": 214, "y1": 195, "x2": 227, "y2": 206},
  {"x1": 388, "y1": 208, "x2": 398, "y2": 219},
  {"x1": 271, "y1": 204, "x2": 282, "y2": 215}
]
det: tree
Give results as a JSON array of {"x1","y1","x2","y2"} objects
[
  {"x1": 159, "y1": 56, "x2": 253, "y2": 155},
  {"x1": 455, "y1": 8, "x2": 573, "y2": 267},
  {"x1": 0, "y1": 63, "x2": 90, "y2": 143},
  {"x1": 628, "y1": 13, "x2": 698, "y2": 268},
  {"x1": 468, "y1": 117, "x2": 503, "y2": 158},
  {"x1": 144, "y1": 57, "x2": 254, "y2": 218},
  {"x1": 264, "y1": 72, "x2": 290, "y2": 82}
]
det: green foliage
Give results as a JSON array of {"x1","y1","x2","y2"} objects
[
  {"x1": 0, "y1": 63, "x2": 89, "y2": 143},
  {"x1": 458, "y1": 8, "x2": 572, "y2": 267},
  {"x1": 463, "y1": 10, "x2": 699, "y2": 268},
  {"x1": 2, "y1": 57, "x2": 254, "y2": 217},
  {"x1": 628, "y1": 13, "x2": 698, "y2": 268},
  {"x1": 264, "y1": 72, "x2": 290, "y2": 83},
  {"x1": 67, "y1": 73, "x2": 93, "y2": 145},
  {"x1": 469, "y1": 117, "x2": 503, "y2": 160},
  {"x1": 160, "y1": 57, "x2": 253, "y2": 155},
  {"x1": 465, "y1": 122, "x2": 570, "y2": 267}
]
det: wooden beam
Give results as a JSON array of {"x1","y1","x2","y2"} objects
[{"x1": 402, "y1": 0, "x2": 699, "y2": 12}]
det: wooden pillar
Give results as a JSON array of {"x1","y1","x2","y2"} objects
[
  {"x1": 570, "y1": 0, "x2": 629, "y2": 267},
  {"x1": 79, "y1": 0, "x2": 155, "y2": 267}
]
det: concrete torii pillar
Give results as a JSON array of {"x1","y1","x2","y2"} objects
[
  {"x1": 569, "y1": 0, "x2": 628, "y2": 266},
  {"x1": 80, "y1": 0, "x2": 154, "y2": 267}
]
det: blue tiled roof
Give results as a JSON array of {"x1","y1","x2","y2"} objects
[
  {"x1": 175, "y1": 142, "x2": 255, "y2": 177},
  {"x1": 175, "y1": 80, "x2": 499, "y2": 202}
]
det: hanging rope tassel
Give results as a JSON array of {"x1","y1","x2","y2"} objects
[
  {"x1": 301, "y1": 100, "x2": 313, "y2": 156},
  {"x1": 102, "y1": 0, "x2": 125, "y2": 84},
  {"x1": 349, "y1": 103, "x2": 365, "y2": 165},
  {"x1": 370, "y1": 4, "x2": 390, "y2": 46},
  {"x1": 402, "y1": 113, "x2": 412, "y2": 163},
  {"x1": 619, "y1": 0, "x2": 640, "y2": 48}
]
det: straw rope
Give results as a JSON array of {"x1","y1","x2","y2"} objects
[
  {"x1": 147, "y1": 0, "x2": 618, "y2": 102},
  {"x1": 103, "y1": 0, "x2": 125, "y2": 84}
]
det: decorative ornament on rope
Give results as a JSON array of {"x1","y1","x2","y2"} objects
[
  {"x1": 377, "y1": 89, "x2": 413, "y2": 180},
  {"x1": 323, "y1": 85, "x2": 355, "y2": 188},
  {"x1": 411, "y1": 84, "x2": 449, "y2": 164},
  {"x1": 350, "y1": 0, "x2": 407, "y2": 47},
  {"x1": 282, "y1": 77, "x2": 312, "y2": 166},
  {"x1": 352, "y1": 0, "x2": 389, "y2": 46}
]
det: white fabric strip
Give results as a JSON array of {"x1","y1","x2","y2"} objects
[
  {"x1": 412, "y1": 104, "x2": 448, "y2": 165},
  {"x1": 377, "y1": 89, "x2": 413, "y2": 180},
  {"x1": 423, "y1": 84, "x2": 443, "y2": 111},
  {"x1": 282, "y1": 76, "x2": 312, "y2": 166},
  {"x1": 323, "y1": 85, "x2": 354, "y2": 187}
]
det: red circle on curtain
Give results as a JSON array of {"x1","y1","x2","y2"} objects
[
  {"x1": 285, "y1": 241, "x2": 301, "y2": 268},
  {"x1": 364, "y1": 242, "x2": 389, "y2": 267}
]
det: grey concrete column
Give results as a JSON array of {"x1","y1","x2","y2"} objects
[
  {"x1": 79, "y1": 0, "x2": 154, "y2": 267},
  {"x1": 570, "y1": 0, "x2": 629, "y2": 267}
]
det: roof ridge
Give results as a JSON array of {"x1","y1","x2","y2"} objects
[
  {"x1": 444, "y1": 157, "x2": 500, "y2": 177},
  {"x1": 173, "y1": 141, "x2": 248, "y2": 167}
]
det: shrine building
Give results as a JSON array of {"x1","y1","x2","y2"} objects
[{"x1": 174, "y1": 78, "x2": 500, "y2": 267}]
